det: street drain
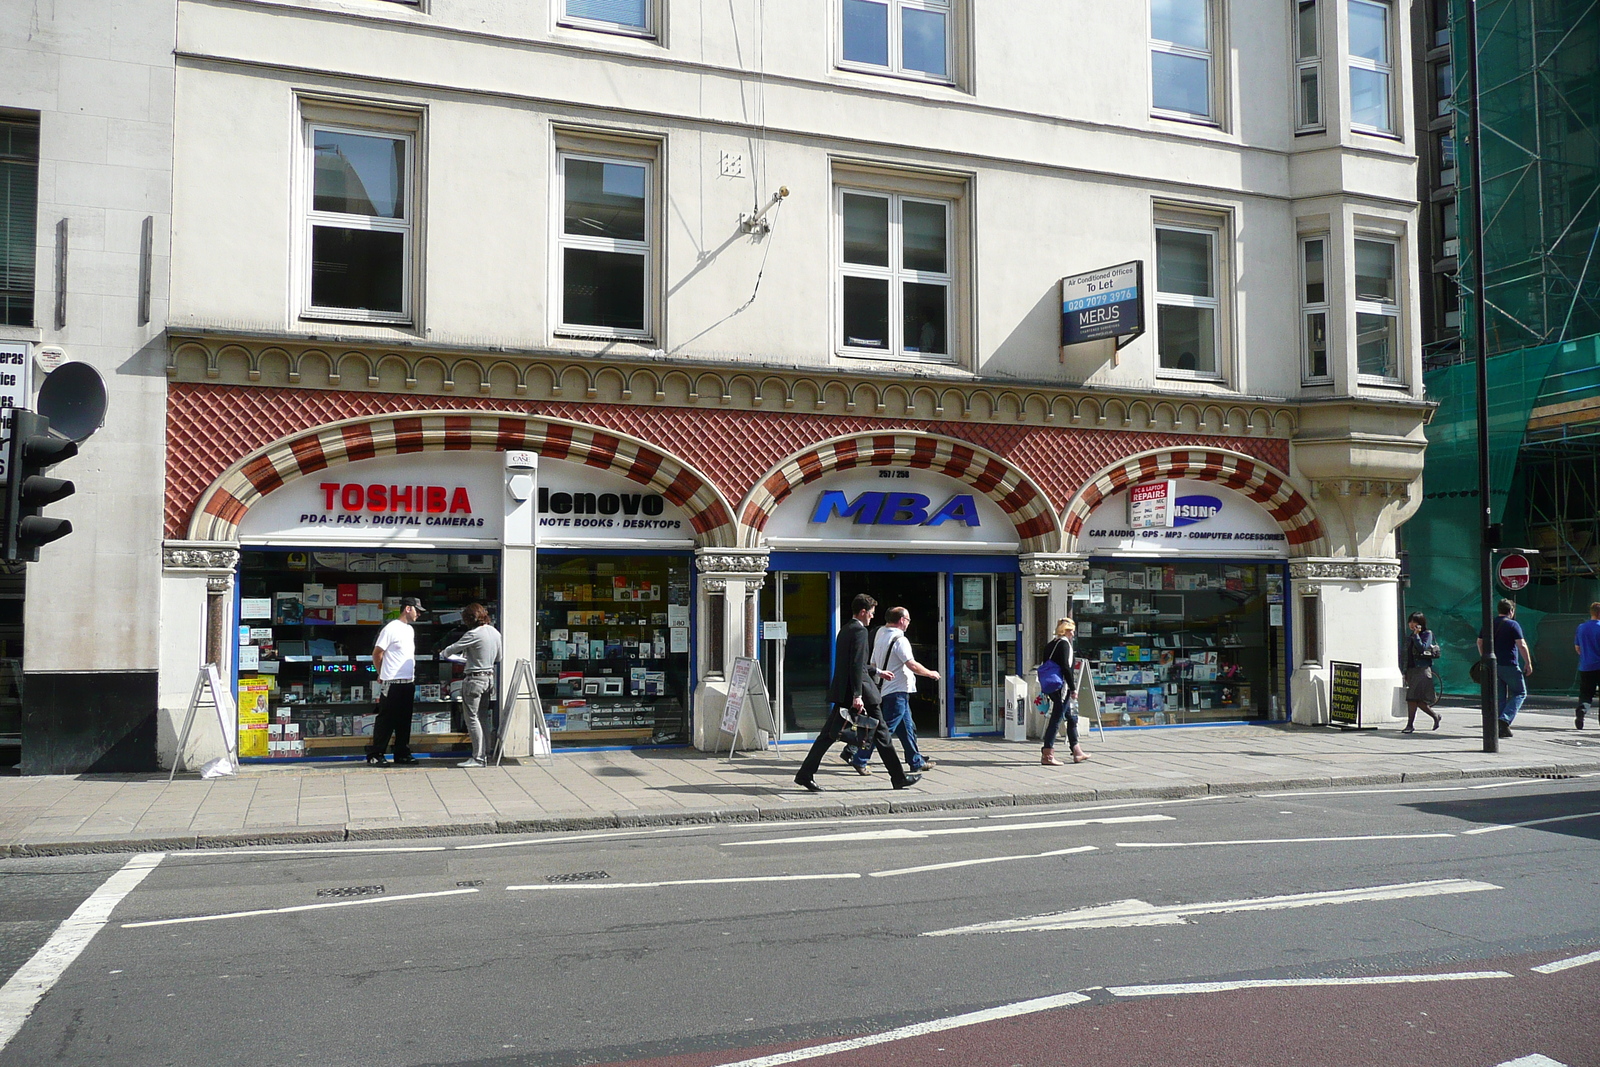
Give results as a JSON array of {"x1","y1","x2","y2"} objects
[
  {"x1": 546, "y1": 870, "x2": 611, "y2": 883},
  {"x1": 1536, "y1": 773, "x2": 1576, "y2": 779},
  {"x1": 316, "y1": 885, "x2": 385, "y2": 898},
  {"x1": 456, "y1": 880, "x2": 486, "y2": 887}
]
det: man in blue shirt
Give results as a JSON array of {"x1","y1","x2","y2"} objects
[
  {"x1": 1574, "y1": 601, "x2": 1600, "y2": 730},
  {"x1": 1477, "y1": 598, "x2": 1533, "y2": 738}
]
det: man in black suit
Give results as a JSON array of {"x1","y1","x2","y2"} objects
[{"x1": 794, "y1": 593, "x2": 921, "y2": 793}]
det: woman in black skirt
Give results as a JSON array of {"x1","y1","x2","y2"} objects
[{"x1": 1402, "y1": 611, "x2": 1442, "y2": 733}]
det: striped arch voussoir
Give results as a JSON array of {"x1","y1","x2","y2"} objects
[
  {"x1": 737, "y1": 432, "x2": 1061, "y2": 552},
  {"x1": 1061, "y1": 448, "x2": 1326, "y2": 556},
  {"x1": 188, "y1": 412, "x2": 737, "y2": 547}
]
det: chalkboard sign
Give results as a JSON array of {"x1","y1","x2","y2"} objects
[{"x1": 1329, "y1": 660, "x2": 1362, "y2": 727}]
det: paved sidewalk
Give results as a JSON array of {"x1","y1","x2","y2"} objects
[{"x1": 2, "y1": 705, "x2": 1597, "y2": 856}]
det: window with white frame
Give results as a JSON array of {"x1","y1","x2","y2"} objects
[
  {"x1": 556, "y1": 150, "x2": 652, "y2": 336},
  {"x1": 1155, "y1": 219, "x2": 1223, "y2": 377},
  {"x1": 836, "y1": 187, "x2": 953, "y2": 361},
  {"x1": 1300, "y1": 236, "x2": 1330, "y2": 380},
  {"x1": 1354, "y1": 237, "x2": 1401, "y2": 380},
  {"x1": 1348, "y1": 0, "x2": 1394, "y2": 133},
  {"x1": 301, "y1": 109, "x2": 417, "y2": 323},
  {"x1": 839, "y1": 0, "x2": 952, "y2": 81},
  {"x1": 1294, "y1": 0, "x2": 1323, "y2": 131},
  {"x1": 561, "y1": 0, "x2": 653, "y2": 37},
  {"x1": 1150, "y1": 0, "x2": 1214, "y2": 120}
]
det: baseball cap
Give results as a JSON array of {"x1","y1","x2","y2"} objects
[{"x1": 399, "y1": 596, "x2": 427, "y2": 614}]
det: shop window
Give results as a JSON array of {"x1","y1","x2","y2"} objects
[
  {"x1": 1300, "y1": 235, "x2": 1330, "y2": 381},
  {"x1": 234, "y1": 549, "x2": 501, "y2": 759},
  {"x1": 1077, "y1": 561, "x2": 1283, "y2": 724},
  {"x1": 556, "y1": 147, "x2": 654, "y2": 337},
  {"x1": 1294, "y1": 0, "x2": 1323, "y2": 132},
  {"x1": 299, "y1": 105, "x2": 419, "y2": 324},
  {"x1": 1354, "y1": 237, "x2": 1401, "y2": 381},
  {"x1": 1154, "y1": 211, "x2": 1227, "y2": 380},
  {"x1": 839, "y1": 0, "x2": 953, "y2": 83},
  {"x1": 1150, "y1": 0, "x2": 1216, "y2": 122},
  {"x1": 535, "y1": 553, "x2": 691, "y2": 745},
  {"x1": 0, "y1": 117, "x2": 39, "y2": 328},
  {"x1": 1347, "y1": 0, "x2": 1394, "y2": 134},
  {"x1": 836, "y1": 185, "x2": 954, "y2": 362},
  {"x1": 561, "y1": 0, "x2": 654, "y2": 36}
]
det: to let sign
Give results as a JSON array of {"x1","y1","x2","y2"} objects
[
  {"x1": 1329, "y1": 660, "x2": 1362, "y2": 727},
  {"x1": 1061, "y1": 261, "x2": 1144, "y2": 349},
  {"x1": 1497, "y1": 553, "x2": 1532, "y2": 591}
]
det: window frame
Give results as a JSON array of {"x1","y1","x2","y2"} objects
[
  {"x1": 1149, "y1": 0, "x2": 1217, "y2": 124},
  {"x1": 1353, "y1": 235, "x2": 1403, "y2": 384},
  {"x1": 558, "y1": 0, "x2": 656, "y2": 39},
  {"x1": 1300, "y1": 235, "x2": 1331, "y2": 383},
  {"x1": 0, "y1": 115, "x2": 40, "y2": 329},
  {"x1": 296, "y1": 105, "x2": 420, "y2": 327},
  {"x1": 1347, "y1": 0, "x2": 1395, "y2": 135},
  {"x1": 1294, "y1": 0, "x2": 1324, "y2": 133},
  {"x1": 833, "y1": 184, "x2": 956, "y2": 364},
  {"x1": 552, "y1": 142, "x2": 657, "y2": 342},
  {"x1": 836, "y1": 0, "x2": 955, "y2": 85},
  {"x1": 1153, "y1": 212, "x2": 1227, "y2": 383}
]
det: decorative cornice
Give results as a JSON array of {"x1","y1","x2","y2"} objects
[
  {"x1": 1309, "y1": 479, "x2": 1415, "y2": 500},
  {"x1": 1289, "y1": 559, "x2": 1403, "y2": 581},
  {"x1": 694, "y1": 550, "x2": 772, "y2": 576},
  {"x1": 168, "y1": 333, "x2": 1301, "y2": 438},
  {"x1": 163, "y1": 540, "x2": 240, "y2": 574}
]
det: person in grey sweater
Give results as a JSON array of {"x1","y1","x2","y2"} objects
[{"x1": 440, "y1": 603, "x2": 503, "y2": 767}]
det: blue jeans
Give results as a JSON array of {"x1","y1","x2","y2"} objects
[
  {"x1": 1043, "y1": 688, "x2": 1079, "y2": 750},
  {"x1": 853, "y1": 691, "x2": 928, "y2": 771},
  {"x1": 1496, "y1": 663, "x2": 1528, "y2": 724}
]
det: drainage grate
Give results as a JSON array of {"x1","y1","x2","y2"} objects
[
  {"x1": 546, "y1": 870, "x2": 611, "y2": 884},
  {"x1": 1536, "y1": 773, "x2": 1577, "y2": 780},
  {"x1": 316, "y1": 885, "x2": 385, "y2": 898},
  {"x1": 455, "y1": 880, "x2": 486, "y2": 888}
]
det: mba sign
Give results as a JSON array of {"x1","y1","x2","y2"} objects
[
  {"x1": 811, "y1": 490, "x2": 982, "y2": 528},
  {"x1": 766, "y1": 469, "x2": 1018, "y2": 550}
]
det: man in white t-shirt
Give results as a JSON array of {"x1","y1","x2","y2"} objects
[
  {"x1": 852, "y1": 606, "x2": 940, "y2": 774},
  {"x1": 367, "y1": 597, "x2": 424, "y2": 766}
]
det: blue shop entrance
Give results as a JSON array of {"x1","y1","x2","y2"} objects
[{"x1": 759, "y1": 553, "x2": 1021, "y2": 740}]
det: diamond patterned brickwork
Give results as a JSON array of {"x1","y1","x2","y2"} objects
[{"x1": 166, "y1": 383, "x2": 1292, "y2": 539}]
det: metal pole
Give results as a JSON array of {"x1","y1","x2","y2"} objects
[{"x1": 1464, "y1": 0, "x2": 1499, "y2": 753}]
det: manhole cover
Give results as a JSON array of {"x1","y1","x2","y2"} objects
[
  {"x1": 316, "y1": 885, "x2": 385, "y2": 898},
  {"x1": 546, "y1": 870, "x2": 611, "y2": 883}
]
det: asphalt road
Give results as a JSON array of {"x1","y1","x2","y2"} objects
[{"x1": 1, "y1": 775, "x2": 1597, "y2": 1067}]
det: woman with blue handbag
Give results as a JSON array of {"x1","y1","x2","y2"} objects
[{"x1": 1038, "y1": 617, "x2": 1088, "y2": 766}]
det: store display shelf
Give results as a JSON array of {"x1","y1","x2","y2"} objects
[
  {"x1": 304, "y1": 734, "x2": 470, "y2": 750},
  {"x1": 548, "y1": 728, "x2": 655, "y2": 743}
]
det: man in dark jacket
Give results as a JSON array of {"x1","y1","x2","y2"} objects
[{"x1": 794, "y1": 593, "x2": 920, "y2": 793}]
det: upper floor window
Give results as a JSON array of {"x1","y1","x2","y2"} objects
[
  {"x1": 1354, "y1": 237, "x2": 1401, "y2": 380},
  {"x1": 1294, "y1": 1, "x2": 1323, "y2": 131},
  {"x1": 1151, "y1": 0, "x2": 1215, "y2": 121},
  {"x1": 1155, "y1": 216, "x2": 1225, "y2": 379},
  {"x1": 300, "y1": 107, "x2": 418, "y2": 324},
  {"x1": 839, "y1": 0, "x2": 951, "y2": 82},
  {"x1": 1300, "y1": 236, "x2": 1330, "y2": 381},
  {"x1": 1436, "y1": 131, "x2": 1456, "y2": 185},
  {"x1": 557, "y1": 150, "x2": 653, "y2": 337},
  {"x1": 0, "y1": 117, "x2": 39, "y2": 328},
  {"x1": 836, "y1": 187, "x2": 953, "y2": 361},
  {"x1": 561, "y1": 0, "x2": 653, "y2": 37},
  {"x1": 1348, "y1": 0, "x2": 1394, "y2": 134}
]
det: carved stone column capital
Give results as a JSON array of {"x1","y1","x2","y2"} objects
[
  {"x1": 1288, "y1": 557, "x2": 1403, "y2": 582},
  {"x1": 1018, "y1": 553, "x2": 1090, "y2": 581},
  {"x1": 700, "y1": 577, "x2": 728, "y2": 594},
  {"x1": 694, "y1": 548, "x2": 771, "y2": 577},
  {"x1": 163, "y1": 540, "x2": 241, "y2": 575}
]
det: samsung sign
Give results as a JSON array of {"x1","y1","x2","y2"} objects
[
  {"x1": 1061, "y1": 260, "x2": 1145, "y2": 349},
  {"x1": 1171, "y1": 496, "x2": 1223, "y2": 526}
]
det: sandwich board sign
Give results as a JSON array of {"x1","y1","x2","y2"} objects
[
  {"x1": 1329, "y1": 660, "x2": 1363, "y2": 728},
  {"x1": 720, "y1": 656, "x2": 777, "y2": 758}
]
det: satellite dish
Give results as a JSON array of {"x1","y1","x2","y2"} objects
[{"x1": 36, "y1": 361, "x2": 108, "y2": 443}]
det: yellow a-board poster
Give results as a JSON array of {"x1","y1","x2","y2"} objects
[{"x1": 237, "y1": 680, "x2": 272, "y2": 757}]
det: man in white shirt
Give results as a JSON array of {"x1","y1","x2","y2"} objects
[
  {"x1": 853, "y1": 606, "x2": 940, "y2": 774},
  {"x1": 367, "y1": 596, "x2": 424, "y2": 766}
]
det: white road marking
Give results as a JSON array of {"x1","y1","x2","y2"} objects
[
  {"x1": 1258, "y1": 780, "x2": 1530, "y2": 798},
  {"x1": 726, "y1": 814, "x2": 1173, "y2": 846},
  {"x1": 455, "y1": 814, "x2": 995, "y2": 851},
  {"x1": 1463, "y1": 810, "x2": 1600, "y2": 835},
  {"x1": 120, "y1": 887, "x2": 477, "y2": 929},
  {"x1": 182, "y1": 845, "x2": 449, "y2": 856},
  {"x1": 870, "y1": 845, "x2": 1097, "y2": 878},
  {"x1": 1531, "y1": 948, "x2": 1600, "y2": 974},
  {"x1": 1116, "y1": 832, "x2": 1455, "y2": 849},
  {"x1": 1493, "y1": 1056, "x2": 1571, "y2": 1067},
  {"x1": 1106, "y1": 970, "x2": 1513, "y2": 997},
  {"x1": 507, "y1": 873, "x2": 859, "y2": 891},
  {"x1": 705, "y1": 991, "x2": 1090, "y2": 1067},
  {"x1": 987, "y1": 796, "x2": 1222, "y2": 819},
  {"x1": 921, "y1": 878, "x2": 1501, "y2": 936},
  {"x1": 0, "y1": 853, "x2": 165, "y2": 1053}
]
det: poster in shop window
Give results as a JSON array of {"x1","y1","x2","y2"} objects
[{"x1": 0, "y1": 341, "x2": 30, "y2": 484}]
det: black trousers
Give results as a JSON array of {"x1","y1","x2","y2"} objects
[
  {"x1": 368, "y1": 681, "x2": 416, "y2": 759},
  {"x1": 796, "y1": 704, "x2": 910, "y2": 785}
]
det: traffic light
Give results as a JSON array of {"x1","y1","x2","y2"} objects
[{"x1": 3, "y1": 409, "x2": 77, "y2": 562}]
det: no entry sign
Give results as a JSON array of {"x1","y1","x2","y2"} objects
[{"x1": 1497, "y1": 553, "x2": 1532, "y2": 591}]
